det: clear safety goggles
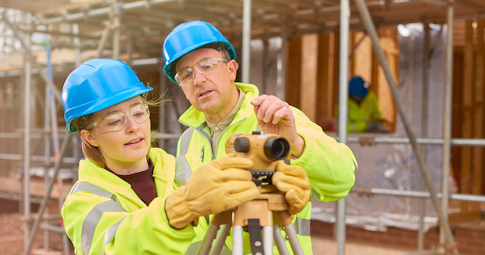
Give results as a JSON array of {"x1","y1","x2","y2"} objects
[
  {"x1": 86, "y1": 103, "x2": 150, "y2": 133},
  {"x1": 175, "y1": 58, "x2": 229, "y2": 86}
]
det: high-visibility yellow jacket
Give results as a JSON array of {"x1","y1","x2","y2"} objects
[
  {"x1": 176, "y1": 83, "x2": 357, "y2": 255},
  {"x1": 61, "y1": 148, "x2": 195, "y2": 255},
  {"x1": 347, "y1": 91, "x2": 383, "y2": 133}
]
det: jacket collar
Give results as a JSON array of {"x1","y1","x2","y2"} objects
[
  {"x1": 77, "y1": 148, "x2": 168, "y2": 195},
  {"x1": 178, "y1": 82, "x2": 260, "y2": 129}
]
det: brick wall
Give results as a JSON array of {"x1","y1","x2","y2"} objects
[{"x1": 311, "y1": 220, "x2": 485, "y2": 255}]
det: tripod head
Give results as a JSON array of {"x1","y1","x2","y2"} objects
[
  {"x1": 225, "y1": 131, "x2": 290, "y2": 187},
  {"x1": 200, "y1": 132, "x2": 304, "y2": 255}
]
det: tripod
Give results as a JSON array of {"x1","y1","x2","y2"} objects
[{"x1": 197, "y1": 187, "x2": 304, "y2": 255}]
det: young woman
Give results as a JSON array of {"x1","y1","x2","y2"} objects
[{"x1": 61, "y1": 58, "x2": 260, "y2": 254}]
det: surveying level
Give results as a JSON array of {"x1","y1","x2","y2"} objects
[{"x1": 197, "y1": 132, "x2": 304, "y2": 255}]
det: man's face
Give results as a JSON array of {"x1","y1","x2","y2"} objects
[{"x1": 175, "y1": 48, "x2": 238, "y2": 116}]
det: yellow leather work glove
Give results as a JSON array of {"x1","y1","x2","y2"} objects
[
  {"x1": 165, "y1": 155, "x2": 260, "y2": 229},
  {"x1": 273, "y1": 161, "x2": 311, "y2": 216}
]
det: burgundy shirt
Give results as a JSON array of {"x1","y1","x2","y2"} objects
[{"x1": 106, "y1": 159, "x2": 157, "y2": 205}]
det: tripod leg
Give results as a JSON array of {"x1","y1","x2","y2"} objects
[
  {"x1": 283, "y1": 224, "x2": 304, "y2": 255},
  {"x1": 273, "y1": 225, "x2": 290, "y2": 255},
  {"x1": 263, "y1": 226, "x2": 273, "y2": 255},
  {"x1": 232, "y1": 225, "x2": 244, "y2": 255},
  {"x1": 198, "y1": 223, "x2": 219, "y2": 255},
  {"x1": 209, "y1": 224, "x2": 231, "y2": 255}
]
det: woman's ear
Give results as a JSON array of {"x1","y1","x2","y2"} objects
[{"x1": 80, "y1": 129, "x2": 99, "y2": 147}]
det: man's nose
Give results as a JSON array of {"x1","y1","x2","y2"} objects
[{"x1": 193, "y1": 68, "x2": 207, "y2": 86}]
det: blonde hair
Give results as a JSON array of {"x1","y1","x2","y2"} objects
[{"x1": 75, "y1": 90, "x2": 166, "y2": 167}]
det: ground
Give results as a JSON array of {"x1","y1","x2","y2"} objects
[{"x1": 0, "y1": 213, "x2": 64, "y2": 255}]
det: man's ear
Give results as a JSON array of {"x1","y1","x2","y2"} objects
[
  {"x1": 228, "y1": 60, "x2": 238, "y2": 82},
  {"x1": 80, "y1": 129, "x2": 99, "y2": 147}
]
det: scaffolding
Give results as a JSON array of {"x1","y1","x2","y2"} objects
[{"x1": 1, "y1": 0, "x2": 485, "y2": 254}]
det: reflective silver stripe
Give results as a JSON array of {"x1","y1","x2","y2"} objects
[
  {"x1": 178, "y1": 127, "x2": 194, "y2": 156},
  {"x1": 185, "y1": 241, "x2": 232, "y2": 255},
  {"x1": 293, "y1": 218, "x2": 311, "y2": 236},
  {"x1": 70, "y1": 182, "x2": 127, "y2": 255},
  {"x1": 310, "y1": 188, "x2": 321, "y2": 200},
  {"x1": 102, "y1": 217, "x2": 126, "y2": 255},
  {"x1": 175, "y1": 156, "x2": 192, "y2": 186},
  {"x1": 70, "y1": 181, "x2": 114, "y2": 198},
  {"x1": 81, "y1": 200, "x2": 126, "y2": 255}
]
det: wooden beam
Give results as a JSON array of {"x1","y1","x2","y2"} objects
[
  {"x1": 285, "y1": 36, "x2": 302, "y2": 108},
  {"x1": 351, "y1": 31, "x2": 373, "y2": 83},
  {"x1": 451, "y1": 49, "x2": 464, "y2": 204},
  {"x1": 332, "y1": 32, "x2": 340, "y2": 118},
  {"x1": 316, "y1": 33, "x2": 335, "y2": 123},
  {"x1": 300, "y1": 33, "x2": 318, "y2": 122},
  {"x1": 472, "y1": 19, "x2": 485, "y2": 213},
  {"x1": 371, "y1": 30, "x2": 399, "y2": 129},
  {"x1": 460, "y1": 19, "x2": 474, "y2": 214}
]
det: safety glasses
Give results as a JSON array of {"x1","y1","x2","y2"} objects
[
  {"x1": 86, "y1": 103, "x2": 150, "y2": 133},
  {"x1": 175, "y1": 58, "x2": 229, "y2": 86}
]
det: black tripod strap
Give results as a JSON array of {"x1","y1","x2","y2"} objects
[{"x1": 248, "y1": 218, "x2": 264, "y2": 254}]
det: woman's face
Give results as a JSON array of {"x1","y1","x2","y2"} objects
[{"x1": 80, "y1": 96, "x2": 151, "y2": 171}]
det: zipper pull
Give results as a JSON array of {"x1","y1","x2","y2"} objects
[{"x1": 200, "y1": 146, "x2": 205, "y2": 162}]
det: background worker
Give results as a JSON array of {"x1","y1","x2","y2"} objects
[
  {"x1": 163, "y1": 20, "x2": 357, "y2": 254},
  {"x1": 347, "y1": 76, "x2": 391, "y2": 133},
  {"x1": 61, "y1": 59, "x2": 261, "y2": 254}
]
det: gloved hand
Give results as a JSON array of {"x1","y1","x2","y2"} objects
[
  {"x1": 165, "y1": 154, "x2": 260, "y2": 229},
  {"x1": 273, "y1": 161, "x2": 311, "y2": 215}
]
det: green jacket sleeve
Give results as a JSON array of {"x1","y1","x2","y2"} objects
[
  {"x1": 62, "y1": 190, "x2": 195, "y2": 255},
  {"x1": 290, "y1": 106, "x2": 357, "y2": 202}
]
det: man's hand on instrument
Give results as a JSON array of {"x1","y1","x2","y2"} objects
[
  {"x1": 272, "y1": 161, "x2": 311, "y2": 216},
  {"x1": 251, "y1": 95, "x2": 305, "y2": 157}
]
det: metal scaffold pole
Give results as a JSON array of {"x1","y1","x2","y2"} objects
[
  {"x1": 440, "y1": 0, "x2": 455, "y2": 252},
  {"x1": 112, "y1": 2, "x2": 121, "y2": 59},
  {"x1": 278, "y1": 23, "x2": 287, "y2": 100},
  {"x1": 336, "y1": 0, "x2": 350, "y2": 254},
  {"x1": 96, "y1": 25, "x2": 111, "y2": 58},
  {"x1": 24, "y1": 135, "x2": 72, "y2": 255},
  {"x1": 45, "y1": 33, "x2": 71, "y2": 255},
  {"x1": 22, "y1": 12, "x2": 32, "y2": 252},
  {"x1": 418, "y1": 22, "x2": 431, "y2": 252},
  {"x1": 353, "y1": 0, "x2": 459, "y2": 254},
  {"x1": 72, "y1": 23, "x2": 81, "y2": 66},
  {"x1": 242, "y1": 0, "x2": 252, "y2": 83}
]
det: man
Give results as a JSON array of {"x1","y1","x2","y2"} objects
[
  {"x1": 163, "y1": 20, "x2": 357, "y2": 254},
  {"x1": 347, "y1": 76, "x2": 391, "y2": 133}
]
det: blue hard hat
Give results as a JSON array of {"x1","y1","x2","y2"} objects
[
  {"x1": 162, "y1": 20, "x2": 237, "y2": 84},
  {"x1": 349, "y1": 76, "x2": 369, "y2": 98},
  {"x1": 62, "y1": 58, "x2": 153, "y2": 134}
]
